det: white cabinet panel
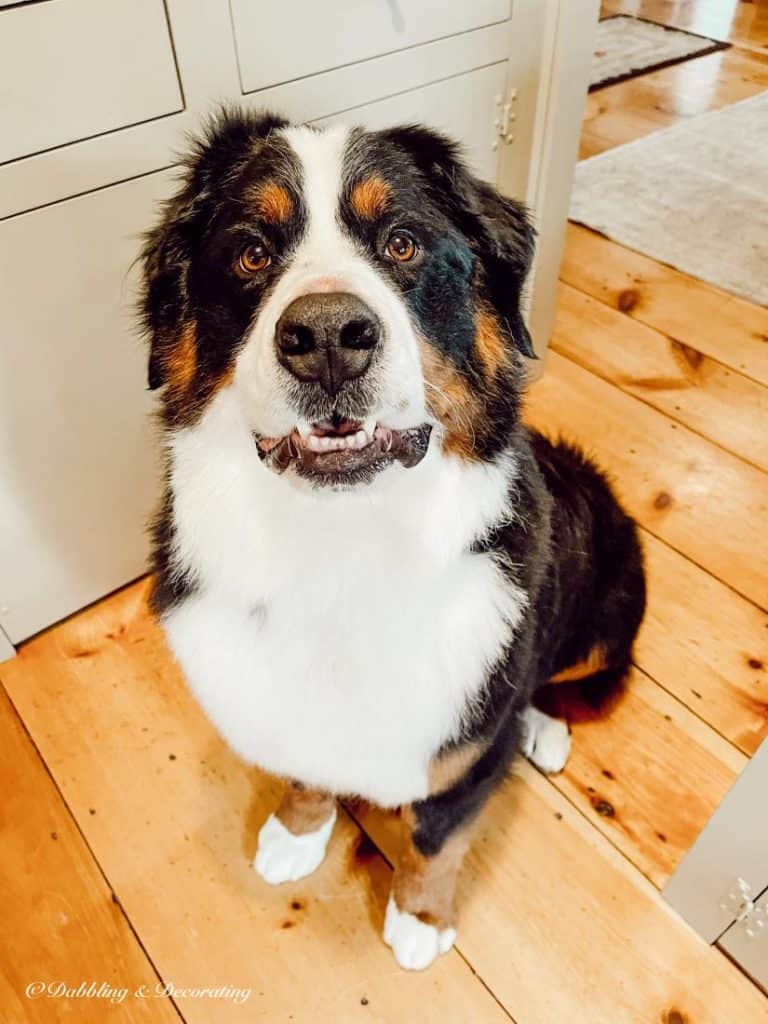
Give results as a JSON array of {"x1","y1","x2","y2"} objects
[
  {"x1": 319, "y1": 63, "x2": 507, "y2": 182},
  {"x1": 718, "y1": 886, "x2": 768, "y2": 992},
  {"x1": 664, "y1": 740, "x2": 768, "y2": 943},
  {"x1": 0, "y1": 0, "x2": 182, "y2": 164},
  {"x1": 232, "y1": 0, "x2": 511, "y2": 93},
  {"x1": 0, "y1": 173, "x2": 174, "y2": 641}
]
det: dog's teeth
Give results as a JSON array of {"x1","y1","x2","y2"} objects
[
  {"x1": 362, "y1": 415, "x2": 377, "y2": 437},
  {"x1": 296, "y1": 420, "x2": 312, "y2": 440},
  {"x1": 354, "y1": 430, "x2": 369, "y2": 449},
  {"x1": 375, "y1": 426, "x2": 393, "y2": 451},
  {"x1": 307, "y1": 435, "x2": 323, "y2": 453}
]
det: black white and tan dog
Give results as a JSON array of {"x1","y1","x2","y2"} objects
[{"x1": 140, "y1": 108, "x2": 646, "y2": 971}]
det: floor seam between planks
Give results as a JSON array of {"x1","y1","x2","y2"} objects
[
  {"x1": 535, "y1": 349, "x2": 768, "y2": 614},
  {"x1": 549, "y1": 337, "x2": 768, "y2": 477},
  {"x1": 627, "y1": 655, "x2": 758, "y2": 759},
  {"x1": 0, "y1": 675, "x2": 190, "y2": 1024}
]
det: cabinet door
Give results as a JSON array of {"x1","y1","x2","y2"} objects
[
  {"x1": 319, "y1": 63, "x2": 508, "y2": 182},
  {"x1": 231, "y1": 0, "x2": 511, "y2": 94},
  {"x1": 718, "y1": 886, "x2": 768, "y2": 992},
  {"x1": 664, "y1": 740, "x2": 768, "y2": 943},
  {"x1": 0, "y1": 173, "x2": 174, "y2": 642}
]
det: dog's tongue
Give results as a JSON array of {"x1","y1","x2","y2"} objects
[
  {"x1": 312, "y1": 417, "x2": 359, "y2": 436},
  {"x1": 256, "y1": 424, "x2": 432, "y2": 477}
]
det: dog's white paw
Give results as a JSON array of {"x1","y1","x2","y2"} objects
[
  {"x1": 253, "y1": 809, "x2": 336, "y2": 885},
  {"x1": 522, "y1": 706, "x2": 572, "y2": 773},
  {"x1": 383, "y1": 897, "x2": 456, "y2": 971}
]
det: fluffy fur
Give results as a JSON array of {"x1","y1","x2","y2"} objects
[{"x1": 139, "y1": 108, "x2": 646, "y2": 970}]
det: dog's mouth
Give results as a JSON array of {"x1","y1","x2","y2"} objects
[{"x1": 254, "y1": 417, "x2": 432, "y2": 486}]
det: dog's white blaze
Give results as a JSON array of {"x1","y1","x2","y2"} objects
[
  {"x1": 163, "y1": 389, "x2": 526, "y2": 807},
  {"x1": 233, "y1": 124, "x2": 426, "y2": 439}
]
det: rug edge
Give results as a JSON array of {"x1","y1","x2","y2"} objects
[{"x1": 591, "y1": 15, "x2": 730, "y2": 93}]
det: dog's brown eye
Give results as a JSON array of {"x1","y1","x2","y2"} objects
[
  {"x1": 238, "y1": 242, "x2": 271, "y2": 274},
  {"x1": 385, "y1": 231, "x2": 417, "y2": 263}
]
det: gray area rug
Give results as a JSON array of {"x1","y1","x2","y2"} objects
[
  {"x1": 591, "y1": 15, "x2": 728, "y2": 90},
  {"x1": 570, "y1": 92, "x2": 768, "y2": 307}
]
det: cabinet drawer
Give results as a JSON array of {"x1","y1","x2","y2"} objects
[
  {"x1": 0, "y1": 0, "x2": 182, "y2": 164},
  {"x1": 319, "y1": 62, "x2": 507, "y2": 183},
  {"x1": 231, "y1": 0, "x2": 511, "y2": 93}
]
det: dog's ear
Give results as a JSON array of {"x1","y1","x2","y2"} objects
[
  {"x1": 381, "y1": 125, "x2": 537, "y2": 358},
  {"x1": 140, "y1": 107, "x2": 288, "y2": 390}
]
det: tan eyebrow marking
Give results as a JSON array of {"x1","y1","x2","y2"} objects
[
  {"x1": 254, "y1": 181, "x2": 294, "y2": 224},
  {"x1": 350, "y1": 176, "x2": 392, "y2": 220}
]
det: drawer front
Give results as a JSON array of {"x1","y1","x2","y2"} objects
[
  {"x1": 0, "y1": 0, "x2": 182, "y2": 165},
  {"x1": 232, "y1": 0, "x2": 511, "y2": 93},
  {"x1": 0, "y1": 173, "x2": 172, "y2": 641},
  {"x1": 319, "y1": 63, "x2": 508, "y2": 182}
]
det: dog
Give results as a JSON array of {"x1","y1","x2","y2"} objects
[{"x1": 139, "y1": 108, "x2": 646, "y2": 971}]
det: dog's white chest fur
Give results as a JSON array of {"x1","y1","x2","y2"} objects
[{"x1": 162, "y1": 395, "x2": 524, "y2": 807}]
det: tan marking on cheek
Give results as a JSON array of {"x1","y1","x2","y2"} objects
[
  {"x1": 428, "y1": 742, "x2": 485, "y2": 796},
  {"x1": 255, "y1": 181, "x2": 293, "y2": 224},
  {"x1": 474, "y1": 310, "x2": 509, "y2": 380},
  {"x1": 419, "y1": 340, "x2": 484, "y2": 460},
  {"x1": 550, "y1": 644, "x2": 609, "y2": 684},
  {"x1": 350, "y1": 176, "x2": 392, "y2": 220},
  {"x1": 275, "y1": 781, "x2": 336, "y2": 835},
  {"x1": 209, "y1": 362, "x2": 235, "y2": 398},
  {"x1": 164, "y1": 322, "x2": 197, "y2": 393},
  {"x1": 391, "y1": 808, "x2": 473, "y2": 930}
]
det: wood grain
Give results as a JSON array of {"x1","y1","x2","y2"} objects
[
  {"x1": 560, "y1": 223, "x2": 768, "y2": 387},
  {"x1": 354, "y1": 764, "x2": 768, "y2": 1024},
  {"x1": 550, "y1": 666, "x2": 746, "y2": 887},
  {"x1": 600, "y1": 0, "x2": 768, "y2": 53},
  {"x1": 635, "y1": 530, "x2": 768, "y2": 756},
  {"x1": 0, "y1": 686, "x2": 178, "y2": 1024},
  {"x1": 524, "y1": 350, "x2": 768, "y2": 608},
  {"x1": 552, "y1": 283, "x2": 768, "y2": 472},
  {"x1": 581, "y1": 46, "x2": 768, "y2": 157},
  {"x1": 0, "y1": 583, "x2": 512, "y2": 1024}
]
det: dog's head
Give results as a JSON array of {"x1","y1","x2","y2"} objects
[{"x1": 140, "y1": 108, "x2": 535, "y2": 488}]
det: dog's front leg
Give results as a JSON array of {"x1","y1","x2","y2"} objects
[
  {"x1": 383, "y1": 805, "x2": 472, "y2": 971},
  {"x1": 254, "y1": 781, "x2": 337, "y2": 885}
]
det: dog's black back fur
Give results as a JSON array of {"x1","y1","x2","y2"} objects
[{"x1": 413, "y1": 429, "x2": 645, "y2": 855}]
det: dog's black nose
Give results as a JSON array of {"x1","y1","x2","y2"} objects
[{"x1": 275, "y1": 292, "x2": 381, "y2": 395}]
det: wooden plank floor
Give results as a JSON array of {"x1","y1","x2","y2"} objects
[{"x1": 3, "y1": 4, "x2": 767, "y2": 1020}]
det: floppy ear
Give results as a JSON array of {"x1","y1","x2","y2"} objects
[
  {"x1": 139, "y1": 107, "x2": 288, "y2": 390},
  {"x1": 468, "y1": 179, "x2": 536, "y2": 359},
  {"x1": 380, "y1": 125, "x2": 537, "y2": 358}
]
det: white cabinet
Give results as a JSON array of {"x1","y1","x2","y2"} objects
[
  {"x1": 0, "y1": 0, "x2": 597, "y2": 651},
  {"x1": 0, "y1": 173, "x2": 173, "y2": 641},
  {"x1": 231, "y1": 0, "x2": 511, "y2": 93},
  {"x1": 319, "y1": 64, "x2": 508, "y2": 182},
  {"x1": 664, "y1": 739, "x2": 768, "y2": 991},
  {"x1": 0, "y1": 0, "x2": 182, "y2": 164}
]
